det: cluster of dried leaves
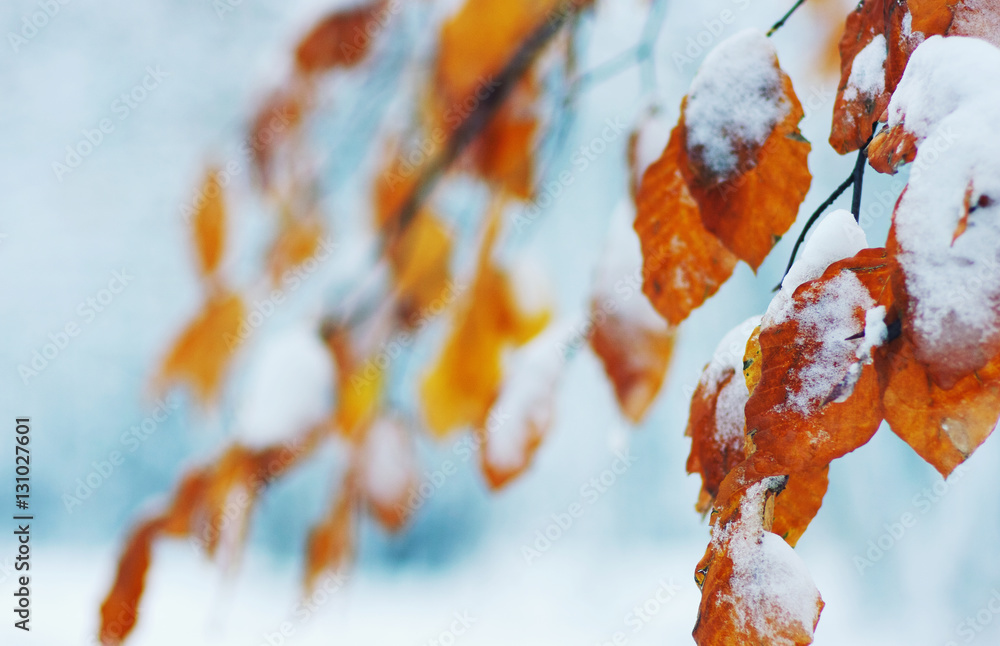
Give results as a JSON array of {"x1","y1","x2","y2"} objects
[{"x1": 660, "y1": 1, "x2": 1000, "y2": 644}]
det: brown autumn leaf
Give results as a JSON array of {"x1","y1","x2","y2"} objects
[
  {"x1": 770, "y1": 466, "x2": 830, "y2": 547},
  {"x1": 590, "y1": 201, "x2": 676, "y2": 423},
  {"x1": 421, "y1": 211, "x2": 549, "y2": 436},
  {"x1": 879, "y1": 335, "x2": 1000, "y2": 477},
  {"x1": 462, "y1": 74, "x2": 539, "y2": 200},
  {"x1": 678, "y1": 31, "x2": 812, "y2": 270},
  {"x1": 875, "y1": 37, "x2": 1000, "y2": 386},
  {"x1": 693, "y1": 476, "x2": 823, "y2": 646},
  {"x1": 634, "y1": 124, "x2": 738, "y2": 326},
  {"x1": 249, "y1": 87, "x2": 306, "y2": 185},
  {"x1": 305, "y1": 482, "x2": 354, "y2": 592},
  {"x1": 359, "y1": 417, "x2": 417, "y2": 531},
  {"x1": 479, "y1": 320, "x2": 574, "y2": 489},
  {"x1": 99, "y1": 518, "x2": 165, "y2": 646},
  {"x1": 192, "y1": 169, "x2": 226, "y2": 277},
  {"x1": 295, "y1": 0, "x2": 390, "y2": 73},
  {"x1": 832, "y1": 0, "x2": 1000, "y2": 156},
  {"x1": 591, "y1": 309, "x2": 675, "y2": 424},
  {"x1": 746, "y1": 248, "x2": 893, "y2": 476},
  {"x1": 158, "y1": 292, "x2": 246, "y2": 403},
  {"x1": 267, "y1": 215, "x2": 325, "y2": 284},
  {"x1": 686, "y1": 317, "x2": 760, "y2": 513},
  {"x1": 435, "y1": 0, "x2": 563, "y2": 109},
  {"x1": 386, "y1": 209, "x2": 454, "y2": 328},
  {"x1": 99, "y1": 436, "x2": 318, "y2": 644}
]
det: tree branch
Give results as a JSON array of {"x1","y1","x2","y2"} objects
[
  {"x1": 767, "y1": 0, "x2": 808, "y2": 37},
  {"x1": 390, "y1": 1, "x2": 592, "y2": 238}
]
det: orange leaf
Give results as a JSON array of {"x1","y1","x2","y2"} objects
[
  {"x1": 634, "y1": 124, "x2": 737, "y2": 325},
  {"x1": 462, "y1": 74, "x2": 539, "y2": 199},
  {"x1": 590, "y1": 202, "x2": 676, "y2": 423},
  {"x1": 192, "y1": 169, "x2": 226, "y2": 277},
  {"x1": 158, "y1": 292, "x2": 246, "y2": 403},
  {"x1": 686, "y1": 317, "x2": 760, "y2": 512},
  {"x1": 770, "y1": 466, "x2": 830, "y2": 547},
  {"x1": 435, "y1": 0, "x2": 562, "y2": 109},
  {"x1": 267, "y1": 216, "x2": 325, "y2": 284},
  {"x1": 831, "y1": 0, "x2": 1000, "y2": 156},
  {"x1": 305, "y1": 483, "x2": 354, "y2": 592},
  {"x1": 880, "y1": 336, "x2": 1000, "y2": 477},
  {"x1": 693, "y1": 477, "x2": 823, "y2": 646},
  {"x1": 745, "y1": 249, "x2": 893, "y2": 476},
  {"x1": 295, "y1": 0, "x2": 390, "y2": 73},
  {"x1": 99, "y1": 436, "x2": 318, "y2": 644},
  {"x1": 876, "y1": 37, "x2": 1000, "y2": 386},
  {"x1": 99, "y1": 518, "x2": 165, "y2": 646},
  {"x1": 679, "y1": 31, "x2": 812, "y2": 270},
  {"x1": 386, "y1": 209, "x2": 455, "y2": 328},
  {"x1": 479, "y1": 321, "x2": 573, "y2": 489},
  {"x1": 421, "y1": 211, "x2": 549, "y2": 436}
]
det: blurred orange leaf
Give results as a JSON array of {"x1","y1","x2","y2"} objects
[
  {"x1": 386, "y1": 209, "x2": 454, "y2": 328},
  {"x1": 267, "y1": 216, "x2": 325, "y2": 284},
  {"x1": 158, "y1": 292, "x2": 246, "y2": 403},
  {"x1": 192, "y1": 169, "x2": 226, "y2": 277},
  {"x1": 634, "y1": 126, "x2": 738, "y2": 325},
  {"x1": 295, "y1": 0, "x2": 390, "y2": 73},
  {"x1": 305, "y1": 482, "x2": 354, "y2": 592},
  {"x1": 421, "y1": 212, "x2": 549, "y2": 436}
]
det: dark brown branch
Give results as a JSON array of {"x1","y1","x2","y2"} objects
[
  {"x1": 390, "y1": 0, "x2": 592, "y2": 238},
  {"x1": 767, "y1": 0, "x2": 808, "y2": 37}
]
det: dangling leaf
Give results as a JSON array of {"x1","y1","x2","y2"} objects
[
  {"x1": 295, "y1": 0, "x2": 390, "y2": 73},
  {"x1": 679, "y1": 29, "x2": 812, "y2": 270},
  {"x1": 386, "y1": 209, "x2": 454, "y2": 328},
  {"x1": 421, "y1": 212, "x2": 549, "y2": 436},
  {"x1": 590, "y1": 201, "x2": 676, "y2": 423},
  {"x1": 686, "y1": 317, "x2": 760, "y2": 513},
  {"x1": 192, "y1": 168, "x2": 226, "y2": 277},
  {"x1": 305, "y1": 482, "x2": 354, "y2": 592},
  {"x1": 158, "y1": 292, "x2": 246, "y2": 403},
  {"x1": 634, "y1": 125, "x2": 738, "y2": 325},
  {"x1": 693, "y1": 477, "x2": 824, "y2": 646}
]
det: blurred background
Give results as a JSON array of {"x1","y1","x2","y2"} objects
[{"x1": 1, "y1": 0, "x2": 999, "y2": 644}]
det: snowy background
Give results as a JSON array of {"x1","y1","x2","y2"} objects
[{"x1": 1, "y1": 0, "x2": 999, "y2": 644}]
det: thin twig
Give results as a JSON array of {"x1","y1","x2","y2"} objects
[
  {"x1": 390, "y1": 2, "x2": 589, "y2": 237},
  {"x1": 767, "y1": 0, "x2": 808, "y2": 37},
  {"x1": 775, "y1": 171, "x2": 856, "y2": 290}
]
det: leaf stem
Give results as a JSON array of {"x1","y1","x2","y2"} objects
[{"x1": 767, "y1": 0, "x2": 808, "y2": 37}]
